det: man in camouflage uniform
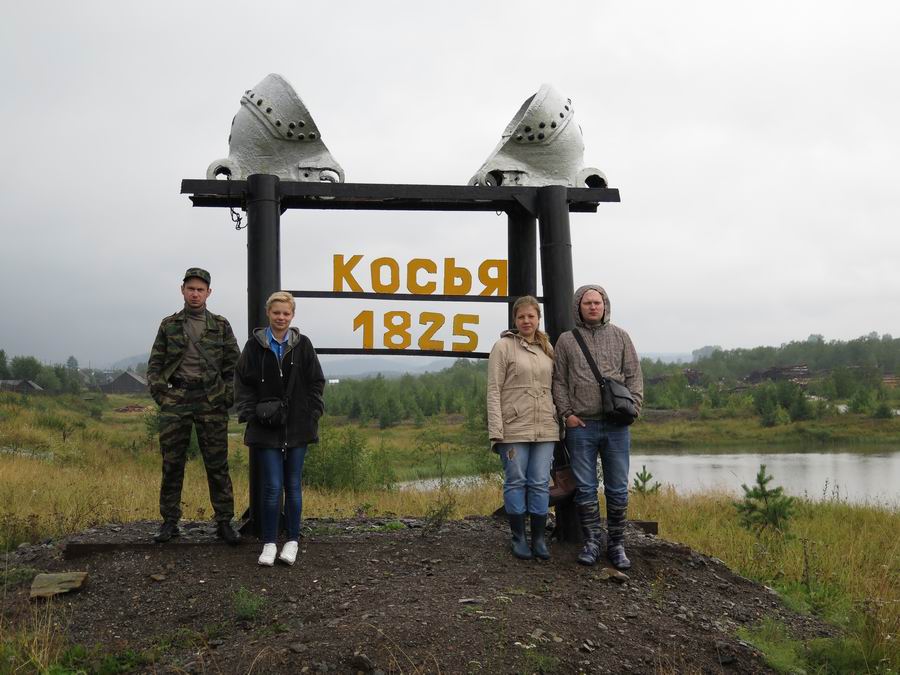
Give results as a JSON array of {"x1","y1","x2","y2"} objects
[{"x1": 147, "y1": 268, "x2": 241, "y2": 544}]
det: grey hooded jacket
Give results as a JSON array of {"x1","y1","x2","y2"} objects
[{"x1": 551, "y1": 285, "x2": 643, "y2": 421}]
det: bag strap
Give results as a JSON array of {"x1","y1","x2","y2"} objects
[
  {"x1": 186, "y1": 330, "x2": 222, "y2": 378},
  {"x1": 554, "y1": 440, "x2": 572, "y2": 467},
  {"x1": 571, "y1": 328, "x2": 606, "y2": 393}
]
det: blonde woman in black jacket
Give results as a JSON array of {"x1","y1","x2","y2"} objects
[{"x1": 234, "y1": 291, "x2": 325, "y2": 567}]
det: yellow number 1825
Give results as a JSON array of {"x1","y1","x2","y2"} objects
[{"x1": 352, "y1": 310, "x2": 479, "y2": 351}]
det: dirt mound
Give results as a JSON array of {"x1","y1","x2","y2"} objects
[
  {"x1": 3, "y1": 517, "x2": 833, "y2": 673},
  {"x1": 113, "y1": 404, "x2": 148, "y2": 413}
]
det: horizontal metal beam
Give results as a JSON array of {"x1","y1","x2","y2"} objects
[
  {"x1": 291, "y1": 290, "x2": 544, "y2": 303},
  {"x1": 316, "y1": 347, "x2": 488, "y2": 359},
  {"x1": 181, "y1": 179, "x2": 619, "y2": 214}
]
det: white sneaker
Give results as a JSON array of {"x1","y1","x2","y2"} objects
[
  {"x1": 258, "y1": 543, "x2": 277, "y2": 566},
  {"x1": 279, "y1": 540, "x2": 299, "y2": 566}
]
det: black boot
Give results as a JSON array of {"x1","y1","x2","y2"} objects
[
  {"x1": 576, "y1": 501, "x2": 604, "y2": 566},
  {"x1": 606, "y1": 501, "x2": 632, "y2": 570},
  {"x1": 507, "y1": 513, "x2": 533, "y2": 560},
  {"x1": 529, "y1": 514, "x2": 550, "y2": 560},
  {"x1": 216, "y1": 520, "x2": 242, "y2": 546},
  {"x1": 153, "y1": 520, "x2": 180, "y2": 543}
]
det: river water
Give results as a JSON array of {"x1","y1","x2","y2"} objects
[
  {"x1": 631, "y1": 446, "x2": 900, "y2": 505},
  {"x1": 402, "y1": 445, "x2": 900, "y2": 507}
]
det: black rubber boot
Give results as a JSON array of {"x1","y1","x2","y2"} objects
[
  {"x1": 529, "y1": 514, "x2": 550, "y2": 560},
  {"x1": 508, "y1": 513, "x2": 533, "y2": 560},
  {"x1": 153, "y1": 520, "x2": 180, "y2": 543},
  {"x1": 606, "y1": 501, "x2": 632, "y2": 570},
  {"x1": 576, "y1": 502, "x2": 604, "y2": 566}
]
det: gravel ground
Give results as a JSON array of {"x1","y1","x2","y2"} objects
[{"x1": 2, "y1": 516, "x2": 835, "y2": 674}]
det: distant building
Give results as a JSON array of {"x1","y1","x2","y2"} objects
[
  {"x1": 0, "y1": 380, "x2": 44, "y2": 394},
  {"x1": 743, "y1": 364, "x2": 811, "y2": 386},
  {"x1": 99, "y1": 371, "x2": 148, "y2": 395}
]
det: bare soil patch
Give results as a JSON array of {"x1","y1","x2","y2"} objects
[{"x1": 3, "y1": 517, "x2": 834, "y2": 673}]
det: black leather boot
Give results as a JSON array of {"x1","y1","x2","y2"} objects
[
  {"x1": 606, "y1": 501, "x2": 632, "y2": 570},
  {"x1": 508, "y1": 513, "x2": 533, "y2": 560},
  {"x1": 576, "y1": 501, "x2": 604, "y2": 566},
  {"x1": 216, "y1": 520, "x2": 242, "y2": 546},
  {"x1": 153, "y1": 520, "x2": 180, "y2": 543},
  {"x1": 529, "y1": 514, "x2": 550, "y2": 560}
]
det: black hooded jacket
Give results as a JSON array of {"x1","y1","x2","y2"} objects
[{"x1": 234, "y1": 327, "x2": 325, "y2": 449}]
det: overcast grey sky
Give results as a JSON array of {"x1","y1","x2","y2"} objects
[{"x1": 1, "y1": 1, "x2": 898, "y2": 367}]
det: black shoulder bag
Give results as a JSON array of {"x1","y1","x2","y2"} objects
[
  {"x1": 255, "y1": 351, "x2": 299, "y2": 428},
  {"x1": 571, "y1": 329, "x2": 638, "y2": 427}
]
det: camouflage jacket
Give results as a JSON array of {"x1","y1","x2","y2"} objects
[{"x1": 147, "y1": 308, "x2": 240, "y2": 408}]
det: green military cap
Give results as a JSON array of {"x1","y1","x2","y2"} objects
[{"x1": 183, "y1": 267, "x2": 211, "y2": 285}]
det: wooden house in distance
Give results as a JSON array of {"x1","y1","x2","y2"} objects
[
  {"x1": 0, "y1": 380, "x2": 44, "y2": 394},
  {"x1": 99, "y1": 371, "x2": 148, "y2": 395}
]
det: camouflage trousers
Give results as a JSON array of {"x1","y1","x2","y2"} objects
[{"x1": 158, "y1": 388, "x2": 234, "y2": 523}]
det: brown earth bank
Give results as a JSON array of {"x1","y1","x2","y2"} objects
[{"x1": 2, "y1": 517, "x2": 835, "y2": 674}]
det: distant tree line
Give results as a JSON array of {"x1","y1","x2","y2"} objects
[
  {"x1": 324, "y1": 359, "x2": 487, "y2": 429},
  {"x1": 642, "y1": 333, "x2": 899, "y2": 423},
  {"x1": 681, "y1": 332, "x2": 898, "y2": 381},
  {"x1": 5, "y1": 331, "x2": 898, "y2": 425},
  {"x1": 0, "y1": 349, "x2": 84, "y2": 394}
]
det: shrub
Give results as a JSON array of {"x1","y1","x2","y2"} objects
[
  {"x1": 761, "y1": 404, "x2": 791, "y2": 427},
  {"x1": 849, "y1": 389, "x2": 875, "y2": 415},
  {"x1": 872, "y1": 401, "x2": 894, "y2": 419},
  {"x1": 304, "y1": 425, "x2": 384, "y2": 490}
]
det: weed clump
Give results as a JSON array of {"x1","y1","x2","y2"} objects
[{"x1": 233, "y1": 586, "x2": 266, "y2": 622}]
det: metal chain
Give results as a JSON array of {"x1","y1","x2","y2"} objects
[
  {"x1": 230, "y1": 206, "x2": 245, "y2": 230},
  {"x1": 226, "y1": 174, "x2": 246, "y2": 230}
]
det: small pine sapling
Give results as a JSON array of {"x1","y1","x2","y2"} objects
[
  {"x1": 733, "y1": 464, "x2": 795, "y2": 535},
  {"x1": 631, "y1": 465, "x2": 661, "y2": 495}
]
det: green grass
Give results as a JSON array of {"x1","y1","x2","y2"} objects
[
  {"x1": 2, "y1": 391, "x2": 899, "y2": 671},
  {"x1": 52, "y1": 644, "x2": 153, "y2": 675},
  {"x1": 631, "y1": 411, "x2": 900, "y2": 448},
  {"x1": 631, "y1": 489, "x2": 899, "y2": 672}
]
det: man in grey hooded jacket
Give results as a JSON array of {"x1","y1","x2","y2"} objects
[{"x1": 552, "y1": 284, "x2": 643, "y2": 569}]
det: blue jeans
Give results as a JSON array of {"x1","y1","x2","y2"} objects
[
  {"x1": 565, "y1": 420, "x2": 630, "y2": 509},
  {"x1": 497, "y1": 441, "x2": 555, "y2": 516},
  {"x1": 258, "y1": 446, "x2": 308, "y2": 543}
]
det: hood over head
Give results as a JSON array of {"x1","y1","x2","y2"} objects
[{"x1": 573, "y1": 284, "x2": 611, "y2": 327}]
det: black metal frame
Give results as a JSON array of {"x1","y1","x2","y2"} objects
[
  {"x1": 181, "y1": 178, "x2": 619, "y2": 341},
  {"x1": 181, "y1": 175, "x2": 620, "y2": 542}
]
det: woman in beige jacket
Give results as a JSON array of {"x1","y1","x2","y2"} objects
[{"x1": 487, "y1": 296, "x2": 559, "y2": 560}]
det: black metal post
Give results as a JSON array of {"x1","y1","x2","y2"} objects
[
  {"x1": 538, "y1": 185, "x2": 574, "y2": 343},
  {"x1": 242, "y1": 174, "x2": 282, "y2": 539},
  {"x1": 246, "y1": 174, "x2": 282, "y2": 336},
  {"x1": 537, "y1": 185, "x2": 579, "y2": 543},
  {"x1": 506, "y1": 207, "x2": 537, "y2": 328}
]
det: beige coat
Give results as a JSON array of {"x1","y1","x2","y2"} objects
[{"x1": 487, "y1": 331, "x2": 561, "y2": 444}]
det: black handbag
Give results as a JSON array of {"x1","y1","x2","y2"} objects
[
  {"x1": 254, "y1": 350, "x2": 299, "y2": 428},
  {"x1": 571, "y1": 329, "x2": 638, "y2": 426},
  {"x1": 255, "y1": 397, "x2": 288, "y2": 427}
]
